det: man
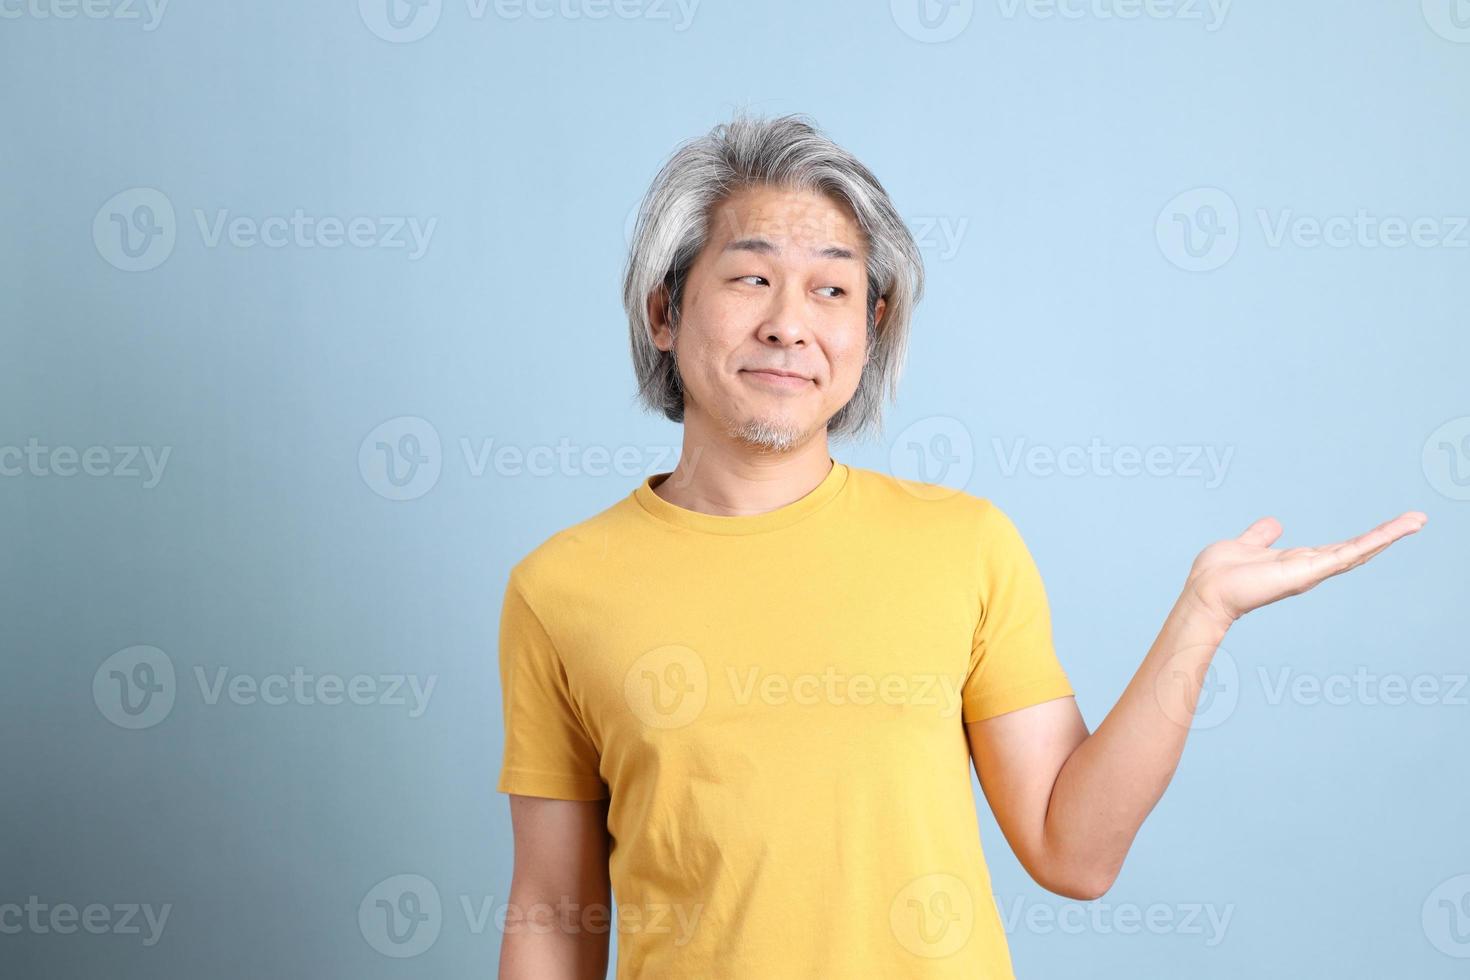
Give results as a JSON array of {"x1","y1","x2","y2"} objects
[{"x1": 494, "y1": 111, "x2": 1425, "y2": 978}]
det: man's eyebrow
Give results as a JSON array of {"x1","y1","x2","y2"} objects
[{"x1": 722, "y1": 237, "x2": 859, "y2": 261}]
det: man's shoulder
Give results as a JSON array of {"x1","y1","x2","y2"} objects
[
  {"x1": 843, "y1": 465, "x2": 1039, "y2": 574},
  {"x1": 843, "y1": 462, "x2": 1002, "y2": 527},
  {"x1": 506, "y1": 488, "x2": 642, "y2": 592}
]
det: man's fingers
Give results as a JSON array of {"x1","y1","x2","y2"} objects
[
  {"x1": 1322, "y1": 512, "x2": 1427, "y2": 568},
  {"x1": 1237, "y1": 516, "x2": 1283, "y2": 548}
]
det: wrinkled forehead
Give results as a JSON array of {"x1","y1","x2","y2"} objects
[{"x1": 704, "y1": 185, "x2": 867, "y2": 258}]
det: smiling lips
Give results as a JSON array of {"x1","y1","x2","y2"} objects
[{"x1": 742, "y1": 368, "x2": 812, "y2": 389}]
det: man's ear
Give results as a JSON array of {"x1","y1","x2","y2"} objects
[{"x1": 647, "y1": 285, "x2": 672, "y2": 351}]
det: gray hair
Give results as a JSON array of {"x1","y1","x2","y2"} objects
[{"x1": 621, "y1": 110, "x2": 924, "y2": 442}]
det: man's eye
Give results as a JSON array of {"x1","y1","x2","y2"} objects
[{"x1": 735, "y1": 277, "x2": 844, "y2": 297}]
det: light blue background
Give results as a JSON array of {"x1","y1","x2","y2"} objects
[{"x1": 2, "y1": 0, "x2": 1467, "y2": 976}]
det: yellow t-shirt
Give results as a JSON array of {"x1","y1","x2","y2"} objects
[{"x1": 496, "y1": 457, "x2": 1074, "y2": 978}]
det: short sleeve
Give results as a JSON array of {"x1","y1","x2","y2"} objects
[
  {"x1": 961, "y1": 501, "x2": 1075, "y2": 723},
  {"x1": 495, "y1": 571, "x2": 609, "y2": 800}
]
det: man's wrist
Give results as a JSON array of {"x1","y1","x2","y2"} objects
[{"x1": 1174, "y1": 585, "x2": 1236, "y2": 637}]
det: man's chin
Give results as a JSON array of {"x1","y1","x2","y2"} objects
[{"x1": 728, "y1": 414, "x2": 811, "y2": 454}]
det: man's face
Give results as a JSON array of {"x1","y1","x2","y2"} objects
[{"x1": 651, "y1": 184, "x2": 885, "y2": 453}]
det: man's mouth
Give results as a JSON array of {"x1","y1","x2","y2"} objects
[{"x1": 742, "y1": 369, "x2": 812, "y2": 388}]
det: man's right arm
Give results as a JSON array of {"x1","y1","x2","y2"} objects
[{"x1": 499, "y1": 794, "x2": 613, "y2": 980}]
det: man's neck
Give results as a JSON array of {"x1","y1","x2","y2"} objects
[{"x1": 653, "y1": 436, "x2": 835, "y2": 518}]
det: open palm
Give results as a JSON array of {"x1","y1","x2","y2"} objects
[{"x1": 1184, "y1": 511, "x2": 1428, "y2": 629}]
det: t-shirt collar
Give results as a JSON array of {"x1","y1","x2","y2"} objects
[{"x1": 632, "y1": 457, "x2": 850, "y2": 535}]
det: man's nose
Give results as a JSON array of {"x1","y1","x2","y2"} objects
[{"x1": 760, "y1": 281, "x2": 809, "y2": 345}]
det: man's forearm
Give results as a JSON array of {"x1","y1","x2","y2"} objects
[
  {"x1": 1038, "y1": 593, "x2": 1232, "y2": 895},
  {"x1": 498, "y1": 889, "x2": 612, "y2": 980}
]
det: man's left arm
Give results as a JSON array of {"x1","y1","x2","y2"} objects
[{"x1": 966, "y1": 511, "x2": 1426, "y2": 901}]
